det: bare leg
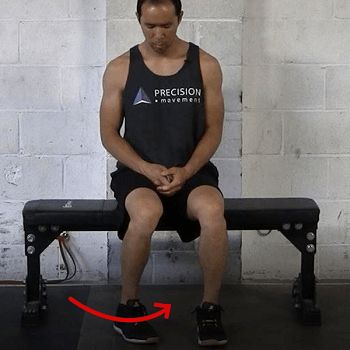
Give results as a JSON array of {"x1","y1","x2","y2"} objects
[
  {"x1": 187, "y1": 186, "x2": 228, "y2": 305},
  {"x1": 120, "y1": 188, "x2": 163, "y2": 304}
]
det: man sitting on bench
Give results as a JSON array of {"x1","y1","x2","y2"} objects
[{"x1": 99, "y1": 0, "x2": 229, "y2": 346}]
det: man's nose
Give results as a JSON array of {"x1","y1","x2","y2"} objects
[{"x1": 154, "y1": 27, "x2": 165, "y2": 38}]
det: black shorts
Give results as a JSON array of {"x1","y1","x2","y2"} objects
[{"x1": 110, "y1": 162, "x2": 223, "y2": 242}]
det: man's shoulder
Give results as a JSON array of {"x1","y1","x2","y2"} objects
[
  {"x1": 199, "y1": 48, "x2": 219, "y2": 65},
  {"x1": 198, "y1": 48, "x2": 222, "y2": 79},
  {"x1": 104, "y1": 51, "x2": 130, "y2": 89},
  {"x1": 107, "y1": 51, "x2": 130, "y2": 73}
]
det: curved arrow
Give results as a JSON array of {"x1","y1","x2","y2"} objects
[{"x1": 68, "y1": 296, "x2": 171, "y2": 322}]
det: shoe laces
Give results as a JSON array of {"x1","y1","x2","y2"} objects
[
  {"x1": 191, "y1": 303, "x2": 224, "y2": 328},
  {"x1": 126, "y1": 299, "x2": 147, "y2": 326}
]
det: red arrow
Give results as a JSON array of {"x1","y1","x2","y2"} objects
[{"x1": 68, "y1": 296, "x2": 171, "y2": 322}]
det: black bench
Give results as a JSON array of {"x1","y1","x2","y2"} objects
[{"x1": 21, "y1": 197, "x2": 322, "y2": 326}]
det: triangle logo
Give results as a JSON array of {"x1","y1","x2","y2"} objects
[{"x1": 133, "y1": 87, "x2": 152, "y2": 105}]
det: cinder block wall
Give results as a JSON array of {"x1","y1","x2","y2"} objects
[
  {"x1": 0, "y1": 1, "x2": 108, "y2": 281},
  {"x1": 242, "y1": 0, "x2": 350, "y2": 280},
  {"x1": 106, "y1": 0, "x2": 243, "y2": 284},
  {"x1": 1, "y1": 1, "x2": 350, "y2": 283}
]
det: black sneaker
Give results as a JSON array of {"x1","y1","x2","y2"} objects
[
  {"x1": 113, "y1": 299, "x2": 159, "y2": 344},
  {"x1": 194, "y1": 302, "x2": 228, "y2": 346}
]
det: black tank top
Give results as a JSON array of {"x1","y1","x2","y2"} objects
[{"x1": 118, "y1": 42, "x2": 207, "y2": 170}]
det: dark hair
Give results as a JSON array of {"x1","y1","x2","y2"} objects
[{"x1": 137, "y1": 0, "x2": 182, "y2": 18}]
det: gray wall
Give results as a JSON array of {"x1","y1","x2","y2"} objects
[
  {"x1": 242, "y1": 0, "x2": 350, "y2": 281},
  {"x1": 1, "y1": 0, "x2": 350, "y2": 283}
]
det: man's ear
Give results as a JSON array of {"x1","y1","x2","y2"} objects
[{"x1": 178, "y1": 11, "x2": 184, "y2": 24}]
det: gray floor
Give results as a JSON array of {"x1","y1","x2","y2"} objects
[{"x1": 1, "y1": 283, "x2": 350, "y2": 349}]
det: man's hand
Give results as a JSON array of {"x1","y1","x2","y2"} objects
[
  {"x1": 156, "y1": 167, "x2": 191, "y2": 196},
  {"x1": 141, "y1": 163, "x2": 173, "y2": 187}
]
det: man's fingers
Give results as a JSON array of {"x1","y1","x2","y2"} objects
[{"x1": 157, "y1": 183, "x2": 182, "y2": 194}]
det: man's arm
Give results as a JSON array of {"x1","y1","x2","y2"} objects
[
  {"x1": 99, "y1": 56, "x2": 171, "y2": 187},
  {"x1": 183, "y1": 52, "x2": 224, "y2": 178},
  {"x1": 158, "y1": 52, "x2": 224, "y2": 193}
]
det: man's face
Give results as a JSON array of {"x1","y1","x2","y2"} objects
[{"x1": 138, "y1": 1, "x2": 182, "y2": 53}]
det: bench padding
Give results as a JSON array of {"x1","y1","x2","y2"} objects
[{"x1": 23, "y1": 197, "x2": 319, "y2": 232}]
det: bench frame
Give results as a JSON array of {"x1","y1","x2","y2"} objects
[{"x1": 21, "y1": 198, "x2": 322, "y2": 327}]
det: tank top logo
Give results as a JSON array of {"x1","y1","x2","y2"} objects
[
  {"x1": 133, "y1": 87, "x2": 152, "y2": 105},
  {"x1": 133, "y1": 86, "x2": 202, "y2": 107}
]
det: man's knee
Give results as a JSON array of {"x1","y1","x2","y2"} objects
[
  {"x1": 187, "y1": 186, "x2": 225, "y2": 228},
  {"x1": 125, "y1": 188, "x2": 163, "y2": 235}
]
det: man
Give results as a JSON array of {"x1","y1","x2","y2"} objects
[{"x1": 99, "y1": 0, "x2": 228, "y2": 346}]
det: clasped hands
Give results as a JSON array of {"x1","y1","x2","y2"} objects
[{"x1": 143, "y1": 163, "x2": 191, "y2": 197}]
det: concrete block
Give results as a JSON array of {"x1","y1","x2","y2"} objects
[
  {"x1": 243, "y1": 19, "x2": 286, "y2": 65},
  {"x1": 242, "y1": 111, "x2": 282, "y2": 155},
  {"x1": 212, "y1": 159, "x2": 241, "y2": 198},
  {"x1": 183, "y1": 0, "x2": 243, "y2": 19},
  {"x1": 0, "y1": 112, "x2": 19, "y2": 154},
  {"x1": 0, "y1": 67, "x2": 60, "y2": 110},
  {"x1": 152, "y1": 231, "x2": 195, "y2": 251},
  {"x1": 107, "y1": 1, "x2": 137, "y2": 19},
  {"x1": 326, "y1": 66, "x2": 350, "y2": 110},
  {"x1": 225, "y1": 113, "x2": 241, "y2": 121},
  {"x1": 199, "y1": 21, "x2": 241, "y2": 66},
  {"x1": 244, "y1": 0, "x2": 333, "y2": 19},
  {"x1": 282, "y1": 20, "x2": 350, "y2": 64},
  {"x1": 193, "y1": 229, "x2": 241, "y2": 253},
  {"x1": 318, "y1": 245, "x2": 350, "y2": 279},
  {"x1": 177, "y1": 20, "x2": 196, "y2": 43},
  {"x1": 284, "y1": 111, "x2": 350, "y2": 155},
  {"x1": 0, "y1": 245, "x2": 25, "y2": 281},
  {"x1": 227, "y1": 230, "x2": 242, "y2": 252},
  {"x1": 153, "y1": 251, "x2": 202, "y2": 284},
  {"x1": 0, "y1": 201, "x2": 24, "y2": 245},
  {"x1": 242, "y1": 231, "x2": 300, "y2": 280},
  {"x1": 60, "y1": 239, "x2": 108, "y2": 281},
  {"x1": 63, "y1": 154, "x2": 106, "y2": 198},
  {"x1": 41, "y1": 242, "x2": 60, "y2": 280},
  {"x1": 335, "y1": 0, "x2": 350, "y2": 18},
  {"x1": 0, "y1": 0, "x2": 69, "y2": 19},
  {"x1": 107, "y1": 154, "x2": 118, "y2": 199},
  {"x1": 61, "y1": 66, "x2": 104, "y2": 112},
  {"x1": 0, "y1": 156, "x2": 63, "y2": 200},
  {"x1": 329, "y1": 158, "x2": 350, "y2": 199},
  {"x1": 20, "y1": 21, "x2": 105, "y2": 65},
  {"x1": 223, "y1": 251, "x2": 241, "y2": 283},
  {"x1": 222, "y1": 66, "x2": 242, "y2": 112},
  {"x1": 69, "y1": 0, "x2": 106, "y2": 19},
  {"x1": 317, "y1": 200, "x2": 350, "y2": 245},
  {"x1": 108, "y1": 0, "x2": 243, "y2": 20},
  {"x1": 20, "y1": 111, "x2": 104, "y2": 156},
  {"x1": 0, "y1": 21, "x2": 18, "y2": 63},
  {"x1": 243, "y1": 65, "x2": 324, "y2": 110},
  {"x1": 214, "y1": 120, "x2": 241, "y2": 159},
  {"x1": 107, "y1": 153, "x2": 120, "y2": 199},
  {"x1": 107, "y1": 20, "x2": 144, "y2": 60},
  {"x1": 107, "y1": 232, "x2": 153, "y2": 283},
  {"x1": 242, "y1": 156, "x2": 328, "y2": 197}
]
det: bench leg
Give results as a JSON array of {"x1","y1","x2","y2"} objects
[
  {"x1": 280, "y1": 224, "x2": 322, "y2": 325},
  {"x1": 21, "y1": 254, "x2": 48, "y2": 327},
  {"x1": 292, "y1": 252, "x2": 321, "y2": 326}
]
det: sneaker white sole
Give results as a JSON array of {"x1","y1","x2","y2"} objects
[
  {"x1": 113, "y1": 324, "x2": 159, "y2": 344},
  {"x1": 198, "y1": 338, "x2": 228, "y2": 346},
  {"x1": 197, "y1": 327, "x2": 228, "y2": 346}
]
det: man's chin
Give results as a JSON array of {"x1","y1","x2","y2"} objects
[{"x1": 151, "y1": 43, "x2": 168, "y2": 53}]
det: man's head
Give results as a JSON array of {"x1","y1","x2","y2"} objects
[{"x1": 136, "y1": 0, "x2": 184, "y2": 53}]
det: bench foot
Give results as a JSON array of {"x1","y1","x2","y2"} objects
[
  {"x1": 292, "y1": 275, "x2": 322, "y2": 326},
  {"x1": 21, "y1": 276, "x2": 48, "y2": 327}
]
